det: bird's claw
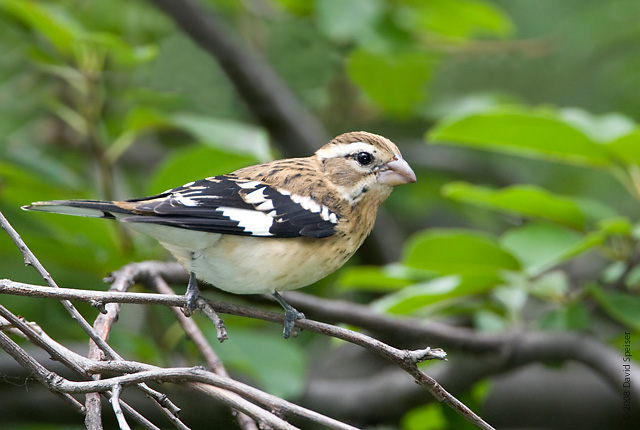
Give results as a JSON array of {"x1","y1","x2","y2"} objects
[
  {"x1": 283, "y1": 308, "x2": 305, "y2": 339},
  {"x1": 183, "y1": 269, "x2": 200, "y2": 317},
  {"x1": 183, "y1": 289, "x2": 199, "y2": 317}
]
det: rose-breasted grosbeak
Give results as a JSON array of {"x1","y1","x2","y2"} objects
[{"x1": 23, "y1": 131, "x2": 416, "y2": 337}]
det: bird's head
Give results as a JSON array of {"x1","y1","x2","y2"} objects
[{"x1": 314, "y1": 131, "x2": 416, "y2": 204}]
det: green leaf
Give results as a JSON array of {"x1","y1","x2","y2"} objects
[
  {"x1": 536, "y1": 303, "x2": 590, "y2": 331},
  {"x1": 598, "y1": 217, "x2": 633, "y2": 236},
  {"x1": 170, "y1": 114, "x2": 272, "y2": 162},
  {"x1": 607, "y1": 129, "x2": 640, "y2": 166},
  {"x1": 500, "y1": 223, "x2": 596, "y2": 275},
  {"x1": 428, "y1": 107, "x2": 614, "y2": 168},
  {"x1": 275, "y1": 0, "x2": 314, "y2": 15},
  {"x1": 403, "y1": 229, "x2": 520, "y2": 276},
  {"x1": 403, "y1": 0, "x2": 513, "y2": 39},
  {"x1": 590, "y1": 286, "x2": 640, "y2": 331},
  {"x1": 337, "y1": 265, "x2": 416, "y2": 292},
  {"x1": 81, "y1": 32, "x2": 158, "y2": 68},
  {"x1": 529, "y1": 271, "x2": 569, "y2": 301},
  {"x1": 207, "y1": 328, "x2": 306, "y2": 399},
  {"x1": 442, "y1": 182, "x2": 587, "y2": 229},
  {"x1": 347, "y1": 49, "x2": 437, "y2": 116},
  {"x1": 315, "y1": 0, "x2": 383, "y2": 44},
  {"x1": 147, "y1": 146, "x2": 256, "y2": 195},
  {"x1": 0, "y1": 0, "x2": 83, "y2": 55},
  {"x1": 106, "y1": 107, "x2": 171, "y2": 163},
  {"x1": 402, "y1": 403, "x2": 447, "y2": 430},
  {"x1": 493, "y1": 284, "x2": 528, "y2": 318},
  {"x1": 372, "y1": 275, "x2": 497, "y2": 315},
  {"x1": 558, "y1": 108, "x2": 635, "y2": 143},
  {"x1": 474, "y1": 309, "x2": 506, "y2": 332}
]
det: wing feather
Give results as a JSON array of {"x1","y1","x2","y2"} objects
[{"x1": 123, "y1": 176, "x2": 339, "y2": 238}]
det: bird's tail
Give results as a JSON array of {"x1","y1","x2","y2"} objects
[{"x1": 22, "y1": 200, "x2": 132, "y2": 219}]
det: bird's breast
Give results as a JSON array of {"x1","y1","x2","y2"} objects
[{"x1": 186, "y1": 234, "x2": 358, "y2": 295}]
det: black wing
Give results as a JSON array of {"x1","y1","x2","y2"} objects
[{"x1": 123, "y1": 176, "x2": 339, "y2": 239}]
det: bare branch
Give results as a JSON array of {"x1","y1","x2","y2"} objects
[
  {"x1": 0, "y1": 329, "x2": 85, "y2": 413},
  {"x1": 0, "y1": 279, "x2": 448, "y2": 366},
  {"x1": 0, "y1": 288, "x2": 360, "y2": 430},
  {"x1": 0, "y1": 212, "x2": 116, "y2": 359},
  {"x1": 110, "y1": 384, "x2": 131, "y2": 430},
  {"x1": 281, "y1": 290, "x2": 640, "y2": 405},
  {"x1": 1, "y1": 208, "x2": 491, "y2": 429},
  {"x1": 147, "y1": 272, "x2": 255, "y2": 430},
  {"x1": 0, "y1": 279, "x2": 497, "y2": 429}
]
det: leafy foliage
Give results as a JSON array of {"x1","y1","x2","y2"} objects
[{"x1": 1, "y1": 0, "x2": 639, "y2": 429}]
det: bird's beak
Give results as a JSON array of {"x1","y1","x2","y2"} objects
[{"x1": 378, "y1": 156, "x2": 417, "y2": 186}]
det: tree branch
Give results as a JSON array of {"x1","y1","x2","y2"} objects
[
  {"x1": 1, "y1": 210, "x2": 492, "y2": 429},
  {"x1": 0, "y1": 305, "x2": 359, "y2": 430},
  {"x1": 281, "y1": 290, "x2": 640, "y2": 405},
  {"x1": 97, "y1": 261, "x2": 640, "y2": 408},
  {"x1": 148, "y1": 0, "x2": 327, "y2": 157},
  {"x1": 0, "y1": 279, "x2": 501, "y2": 429}
]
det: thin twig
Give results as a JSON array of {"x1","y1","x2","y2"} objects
[
  {"x1": 110, "y1": 384, "x2": 131, "y2": 430},
  {"x1": 0, "y1": 212, "x2": 115, "y2": 357},
  {"x1": 0, "y1": 329, "x2": 86, "y2": 413},
  {"x1": 0, "y1": 280, "x2": 488, "y2": 427},
  {"x1": 0, "y1": 212, "x2": 171, "y2": 430},
  {"x1": 0, "y1": 209, "x2": 489, "y2": 429},
  {"x1": 96, "y1": 267, "x2": 187, "y2": 428},
  {"x1": 148, "y1": 272, "x2": 255, "y2": 430},
  {"x1": 1, "y1": 293, "x2": 358, "y2": 430},
  {"x1": 0, "y1": 307, "x2": 339, "y2": 430},
  {"x1": 0, "y1": 279, "x2": 448, "y2": 365}
]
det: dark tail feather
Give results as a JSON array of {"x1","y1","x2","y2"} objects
[{"x1": 21, "y1": 200, "x2": 131, "y2": 219}]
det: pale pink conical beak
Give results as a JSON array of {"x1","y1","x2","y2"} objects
[{"x1": 378, "y1": 156, "x2": 417, "y2": 186}]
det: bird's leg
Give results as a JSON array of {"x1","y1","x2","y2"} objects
[
  {"x1": 184, "y1": 253, "x2": 200, "y2": 317},
  {"x1": 272, "y1": 291, "x2": 305, "y2": 339}
]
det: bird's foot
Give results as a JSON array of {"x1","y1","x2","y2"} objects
[
  {"x1": 272, "y1": 291, "x2": 305, "y2": 338},
  {"x1": 183, "y1": 270, "x2": 200, "y2": 317},
  {"x1": 283, "y1": 307, "x2": 306, "y2": 339}
]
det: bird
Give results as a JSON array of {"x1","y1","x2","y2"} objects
[{"x1": 22, "y1": 131, "x2": 416, "y2": 338}]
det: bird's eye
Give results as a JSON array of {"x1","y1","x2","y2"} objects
[{"x1": 355, "y1": 152, "x2": 373, "y2": 165}]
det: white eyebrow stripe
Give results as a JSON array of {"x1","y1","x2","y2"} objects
[{"x1": 316, "y1": 141, "x2": 379, "y2": 160}]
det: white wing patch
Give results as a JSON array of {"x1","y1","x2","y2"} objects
[
  {"x1": 289, "y1": 193, "x2": 337, "y2": 223},
  {"x1": 238, "y1": 181, "x2": 262, "y2": 189},
  {"x1": 257, "y1": 200, "x2": 275, "y2": 211},
  {"x1": 244, "y1": 187, "x2": 268, "y2": 204},
  {"x1": 174, "y1": 194, "x2": 199, "y2": 207},
  {"x1": 241, "y1": 186, "x2": 337, "y2": 225},
  {"x1": 218, "y1": 207, "x2": 274, "y2": 236}
]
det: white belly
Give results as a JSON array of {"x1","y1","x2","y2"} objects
[{"x1": 127, "y1": 222, "x2": 352, "y2": 295}]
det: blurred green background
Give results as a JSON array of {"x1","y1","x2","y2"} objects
[{"x1": 1, "y1": 0, "x2": 639, "y2": 429}]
